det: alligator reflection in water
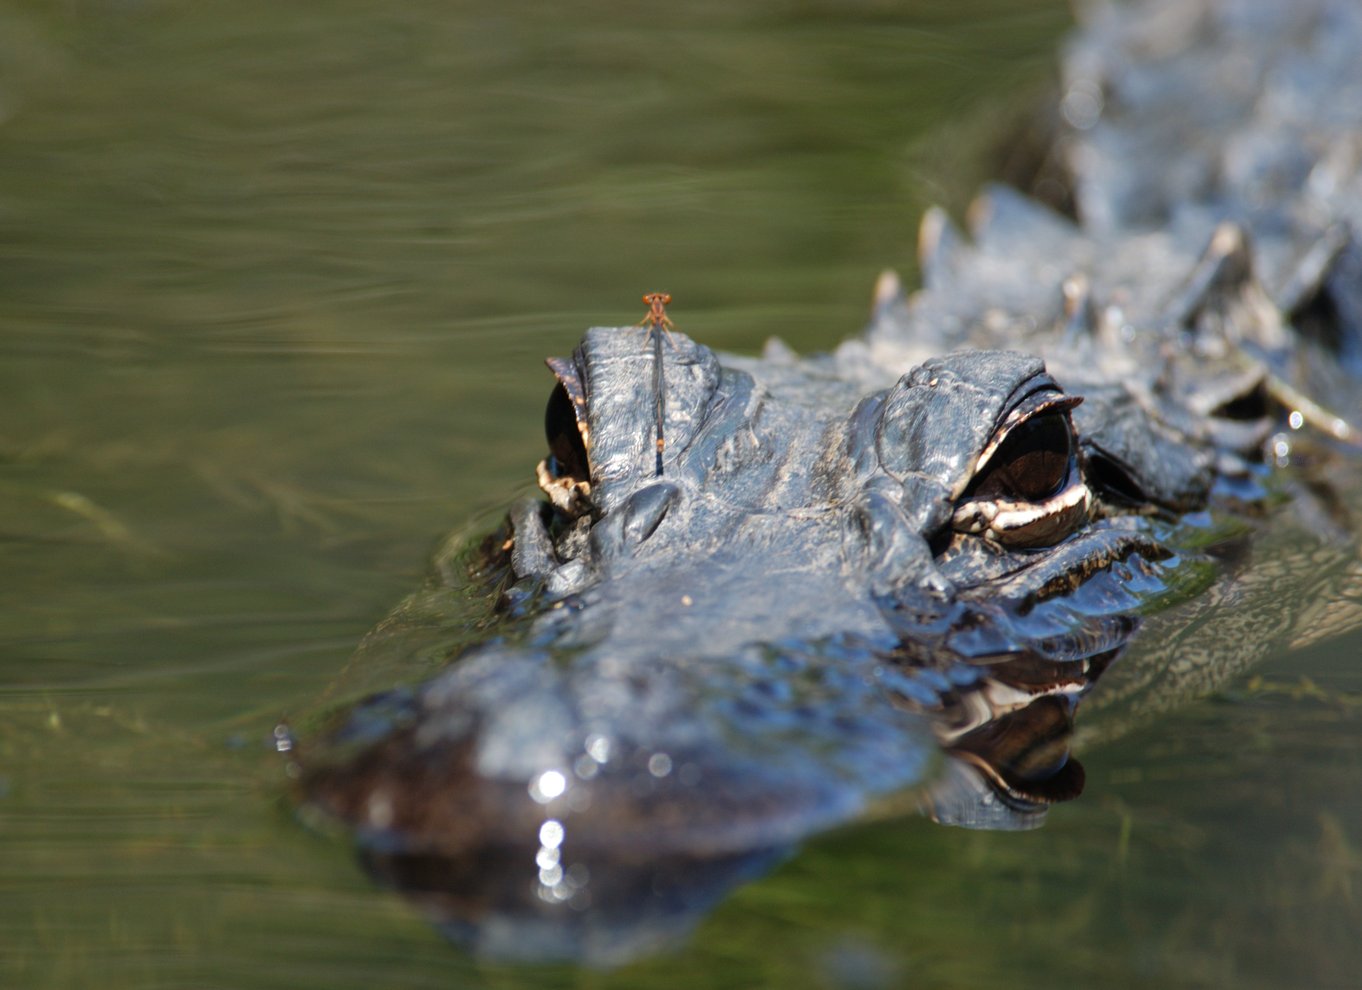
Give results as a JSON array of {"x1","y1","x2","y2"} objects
[
  {"x1": 307, "y1": 608, "x2": 1150, "y2": 963},
  {"x1": 291, "y1": 0, "x2": 1362, "y2": 966},
  {"x1": 349, "y1": 648, "x2": 1122, "y2": 962}
]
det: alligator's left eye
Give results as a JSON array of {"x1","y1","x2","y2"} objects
[
  {"x1": 536, "y1": 379, "x2": 593, "y2": 517},
  {"x1": 544, "y1": 383, "x2": 589, "y2": 483},
  {"x1": 953, "y1": 406, "x2": 1090, "y2": 549}
]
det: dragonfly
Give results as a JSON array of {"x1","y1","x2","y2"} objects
[{"x1": 637, "y1": 292, "x2": 675, "y2": 477}]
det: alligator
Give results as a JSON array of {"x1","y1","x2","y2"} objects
[{"x1": 290, "y1": 0, "x2": 1362, "y2": 965}]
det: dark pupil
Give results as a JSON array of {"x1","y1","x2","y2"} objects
[
  {"x1": 544, "y1": 383, "x2": 589, "y2": 481},
  {"x1": 973, "y1": 413, "x2": 1072, "y2": 501}
]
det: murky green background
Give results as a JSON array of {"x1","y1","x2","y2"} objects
[{"x1": 2, "y1": 1, "x2": 1359, "y2": 987}]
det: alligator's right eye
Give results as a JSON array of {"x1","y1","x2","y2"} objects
[
  {"x1": 952, "y1": 404, "x2": 1091, "y2": 549},
  {"x1": 969, "y1": 413, "x2": 1073, "y2": 503},
  {"x1": 544, "y1": 383, "x2": 588, "y2": 483}
]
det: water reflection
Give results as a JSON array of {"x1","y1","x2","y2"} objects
[
  {"x1": 923, "y1": 672, "x2": 1098, "y2": 831},
  {"x1": 298, "y1": 611, "x2": 1134, "y2": 964},
  {"x1": 358, "y1": 840, "x2": 790, "y2": 965}
]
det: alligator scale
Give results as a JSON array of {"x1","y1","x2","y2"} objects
[{"x1": 292, "y1": 0, "x2": 1362, "y2": 964}]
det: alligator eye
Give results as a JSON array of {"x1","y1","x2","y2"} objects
[
  {"x1": 544, "y1": 383, "x2": 589, "y2": 482},
  {"x1": 953, "y1": 409, "x2": 1090, "y2": 549},
  {"x1": 970, "y1": 413, "x2": 1072, "y2": 502}
]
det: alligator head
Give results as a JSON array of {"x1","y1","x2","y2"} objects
[{"x1": 292, "y1": 293, "x2": 1290, "y2": 959}]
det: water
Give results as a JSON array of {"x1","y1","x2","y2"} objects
[{"x1": 2, "y1": 1, "x2": 1360, "y2": 987}]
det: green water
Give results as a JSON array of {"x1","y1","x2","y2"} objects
[{"x1": 2, "y1": 2, "x2": 1360, "y2": 987}]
